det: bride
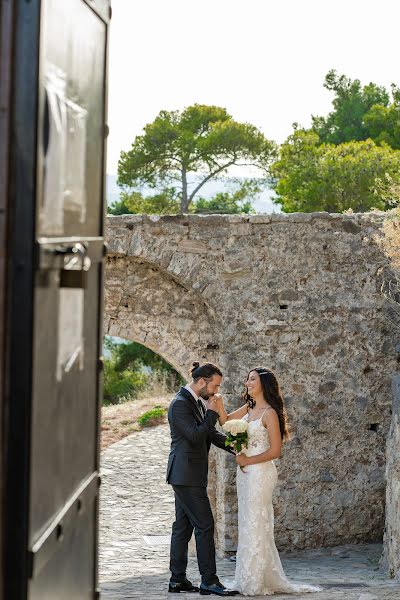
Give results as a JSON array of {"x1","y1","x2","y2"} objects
[{"x1": 214, "y1": 367, "x2": 322, "y2": 596}]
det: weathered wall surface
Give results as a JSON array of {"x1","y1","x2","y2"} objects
[
  {"x1": 105, "y1": 212, "x2": 398, "y2": 553},
  {"x1": 382, "y1": 373, "x2": 400, "y2": 579}
]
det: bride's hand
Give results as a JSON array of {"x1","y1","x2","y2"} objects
[
  {"x1": 235, "y1": 454, "x2": 249, "y2": 468},
  {"x1": 205, "y1": 396, "x2": 220, "y2": 413},
  {"x1": 211, "y1": 393, "x2": 224, "y2": 409}
]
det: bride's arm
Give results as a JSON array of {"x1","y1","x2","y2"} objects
[
  {"x1": 236, "y1": 409, "x2": 282, "y2": 467},
  {"x1": 213, "y1": 397, "x2": 248, "y2": 426}
]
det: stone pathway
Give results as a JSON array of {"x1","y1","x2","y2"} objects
[{"x1": 99, "y1": 424, "x2": 400, "y2": 599}]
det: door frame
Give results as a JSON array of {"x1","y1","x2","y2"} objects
[
  {"x1": 0, "y1": 0, "x2": 17, "y2": 597},
  {"x1": 1, "y1": 1, "x2": 111, "y2": 597},
  {"x1": 3, "y1": 0, "x2": 41, "y2": 596}
]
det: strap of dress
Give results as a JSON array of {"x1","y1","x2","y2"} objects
[
  {"x1": 259, "y1": 406, "x2": 273, "y2": 430},
  {"x1": 261, "y1": 406, "x2": 273, "y2": 418}
]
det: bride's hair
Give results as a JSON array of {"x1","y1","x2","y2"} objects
[{"x1": 243, "y1": 367, "x2": 290, "y2": 441}]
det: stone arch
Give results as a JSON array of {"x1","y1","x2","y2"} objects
[
  {"x1": 105, "y1": 213, "x2": 399, "y2": 560},
  {"x1": 104, "y1": 255, "x2": 222, "y2": 377}
]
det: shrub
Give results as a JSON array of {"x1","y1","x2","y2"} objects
[
  {"x1": 137, "y1": 406, "x2": 167, "y2": 428},
  {"x1": 103, "y1": 361, "x2": 148, "y2": 405}
]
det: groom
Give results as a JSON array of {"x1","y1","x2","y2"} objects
[{"x1": 167, "y1": 362, "x2": 238, "y2": 596}]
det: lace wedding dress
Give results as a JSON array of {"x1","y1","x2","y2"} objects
[{"x1": 228, "y1": 412, "x2": 322, "y2": 596}]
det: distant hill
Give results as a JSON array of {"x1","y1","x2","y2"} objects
[{"x1": 106, "y1": 174, "x2": 281, "y2": 214}]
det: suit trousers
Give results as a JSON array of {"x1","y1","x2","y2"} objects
[{"x1": 170, "y1": 485, "x2": 216, "y2": 584}]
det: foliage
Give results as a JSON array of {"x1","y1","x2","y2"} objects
[
  {"x1": 103, "y1": 360, "x2": 148, "y2": 405},
  {"x1": 117, "y1": 104, "x2": 276, "y2": 212},
  {"x1": 107, "y1": 196, "x2": 134, "y2": 215},
  {"x1": 311, "y1": 69, "x2": 393, "y2": 145},
  {"x1": 193, "y1": 181, "x2": 261, "y2": 214},
  {"x1": 103, "y1": 338, "x2": 184, "y2": 405},
  {"x1": 108, "y1": 182, "x2": 262, "y2": 216},
  {"x1": 137, "y1": 406, "x2": 167, "y2": 427},
  {"x1": 271, "y1": 129, "x2": 400, "y2": 213},
  {"x1": 193, "y1": 192, "x2": 253, "y2": 214},
  {"x1": 104, "y1": 337, "x2": 180, "y2": 374},
  {"x1": 108, "y1": 188, "x2": 180, "y2": 215},
  {"x1": 363, "y1": 88, "x2": 400, "y2": 151},
  {"x1": 271, "y1": 71, "x2": 400, "y2": 213},
  {"x1": 374, "y1": 173, "x2": 400, "y2": 209},
  {"x1": 224, "y1": 431, "x2": 248, "y2": 453}
]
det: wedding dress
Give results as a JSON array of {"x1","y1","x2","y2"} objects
[{"x1": 229, "y1": 411, "x2": 322, "y2": 596}]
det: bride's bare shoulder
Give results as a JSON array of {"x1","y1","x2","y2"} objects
[{"x1": 262, "y1": 406, "x2": 279, "y2": 428}]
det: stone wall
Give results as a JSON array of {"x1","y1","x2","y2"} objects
[
  {"x1": 105, "y1": 212, "x2": 398, "y2": 553},
  {"x1": 382, "y1": 373, "x2": 400, "y2": 578}
]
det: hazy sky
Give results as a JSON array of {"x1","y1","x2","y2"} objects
[{"x1": 107, "y1": 0, "x2": 400, "y2": 175}]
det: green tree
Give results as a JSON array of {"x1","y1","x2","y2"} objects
[
  {"x1": 311, "y1": 69, "x2": 390, "y2": 145},
  {"x1": 193, "y1": 191, "x2": 253, "y2": 214},
  {"x1": 193, "y1": 180, "x2": 263, "y2": 214},
  {"x1": 108, "y1": 189, "x2": 180, "y2": 215},
  {"x1": 107, "y1": 196, "x2": 134, "y2": 215},
  {"x1": 117, "y1": 104, "x2": 276, "y2": 212},
  {"x1": 107, "y1": 187, "x2": 258, "y2": 216},
  {"x1": 271, "y1": 129, "x2": 400, "y2": 213},
  {"x1": 103, "y1": 338, "x2": 184, "y2": 404},
  {"x1": 107, "y1": 186, "x2": 259, "y2": 215},
  {"x1": 103, "y1": 361, "x2": 148, "y2": 405},
  {"x1": 105, "y1": 338, "x2": 178, "y2": 375},
  {"x1": 123, "y1": 189, "x2": 180, "y2": 214},
  {"x1": 363, "y1": 85, "x2": 400, "y2": 150},
  {"x1": 374, "y1": 173, "x2": 400, "y2": 208}
]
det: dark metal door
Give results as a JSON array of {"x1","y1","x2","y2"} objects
[{"x1": 3, "y1": 1, "x2": 110, "y2": 598}]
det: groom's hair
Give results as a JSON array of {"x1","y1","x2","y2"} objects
[{"x1": 191, "y1": 362, "x2": 222, "y2": 381}]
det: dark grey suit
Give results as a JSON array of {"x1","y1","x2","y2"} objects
[{"x1": 167, "y1": 387, "x2": 232, "y2": 584}]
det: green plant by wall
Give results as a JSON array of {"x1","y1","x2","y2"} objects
[{"x1": 137, "y1": 406, "x2": 167, "y2": 428}]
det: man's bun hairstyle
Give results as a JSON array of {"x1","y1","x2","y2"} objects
[{"x1": 191, "y1": 362, "x2": 222, "y2": 381}]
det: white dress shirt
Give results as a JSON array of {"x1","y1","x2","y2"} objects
[{"x1": 184, "y1": 384, "x2": 207, "y2": 412}]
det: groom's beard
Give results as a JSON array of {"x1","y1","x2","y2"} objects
[{"x1": 199, "y1": 387, "x2": 211, "y2": 400}]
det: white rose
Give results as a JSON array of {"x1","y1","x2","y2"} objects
[
  {"x1": 223, "y1": 419, "x2": 247, "y2": 436},
  {"x1": 230, "y1": 424, "x2": 239, "y2": 436},
  {"x1": 236, "y1": 421, "x2": 249, "y2": 433},
  {"x1": 222, "y1": 420, "x2": 233, "y2": 433}
]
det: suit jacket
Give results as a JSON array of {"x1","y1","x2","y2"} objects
[{"x1": 166, "y1": 387, "x2": 233, "y2": 487}]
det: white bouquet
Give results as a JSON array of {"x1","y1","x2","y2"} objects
[{"x1": 222, "y1": 419, "x2": 249, "y2": 453}]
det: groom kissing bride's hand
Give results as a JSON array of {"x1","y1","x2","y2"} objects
[
  {"x1": 206, "y1": 393, "x2": 224, "y2": 413},
  {"x1": 166, "y1": 362, "x2": 322, "y2": 597},
  {"x1": 166, "y1": 362, "x2": 238, "y2": 597}
]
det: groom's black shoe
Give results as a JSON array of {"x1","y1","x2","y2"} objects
[
  {"x1": 168, "y1": 578, "x2": 199, "y2": 593},
  {"x1": 199, "y1": 579, "x2": 239, "y2": 596}
]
